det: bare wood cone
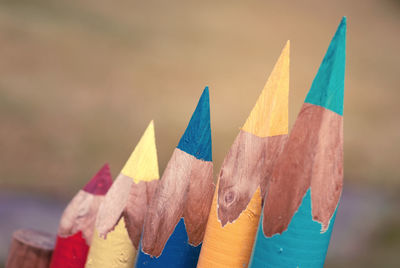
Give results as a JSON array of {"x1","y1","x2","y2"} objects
[{"x1": 6, "y1": 229, "x2": 55, "y2": 268}]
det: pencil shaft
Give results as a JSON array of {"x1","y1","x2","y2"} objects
[
  {"x1": 85, "y1": 121, "x2": 160, "y2": 267},
  {"x1": 198, "y1": 42, "x2": 289, "y2": 268},
  {"x1": 249, "y1": 17, "x2": 346, "y2": 268},
  {"x1": 137, "y1": 87, "x2": 213, "y2": 268},
  {"x1": 50, "y1": 164, "x2": 112, "y2": 268}
]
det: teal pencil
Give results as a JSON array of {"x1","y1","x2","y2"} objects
[{"x1": 250, "y1": 17, "x2": 346, "y2": 268}]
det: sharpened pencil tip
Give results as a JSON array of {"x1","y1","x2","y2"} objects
[
  {"x1": 242, "y1": 43, "x2": 289, "y2": 137},
  {"x1": 177, "y1": 86, "x2": 212, "y2": 161},
  {"x1": 305, "y1": 17, "x2": 346, "y2": 115},
  {"x1": 120, "y1": 120, "x2": 159, "y2": 183},
  {"x1": 83, "y1": 163, "x2": 113, "y2": 195}
]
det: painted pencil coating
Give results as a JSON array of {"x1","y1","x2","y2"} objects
[
  {"x1": 136, "y1": 87, "x2": 214, "y2": 268},
  {"x1": 177, "y1": 87, "x2": 212, "y2": 162},
  {"x1": 82, "y1": 164, "x2": 113, "y2": 195},
  {"x1": 139, "y1": 149, "x2": 213, "y2": 256},
  {"x1": 51, "y1": 232, "x2": 89, "y2": 268},
  {"x1": 251, "y1": 190, "x2": 337, "y2": 267},
  {"x1": 197, "y1": 186, "x2": 262, "y2": 268},
  {"x1": 121, "y1": 121, "x2": 160, "y2": 183},
  {"x1": 85, "y1": 121, "x2": 160, "y2": 267},
  {"x1": 86, "y1": 219, "x2": 136, "y2": 268},
  {"x1": 242, "y1": 42, "x2": 289, "y2": 138},
  {"x1": 249, "y1": 17, "x2": 346, "y2": 268},
  {"x1": 50, "y1": 164, "x2": 112, "y2": 268},
  {"x1": 305, "y1": 17, "x2": 346, "y2": 115},
  {"x1": 197, "y1": 42, "x2": 289, "y2": 268},
  {"x1": 136, "y1": 217, "x2": 202, "y2": 267}
]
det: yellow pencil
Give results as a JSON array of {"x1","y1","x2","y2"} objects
[
  {"x1": 85, "y1": 121, "x2": 160, "y2": 267},
  {"x1": 197, "y1": 41, "x2": 290, "y2": 268}
]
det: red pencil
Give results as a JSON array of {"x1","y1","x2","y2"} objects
[{"x1": 50, "y1": 164, "x2": 113, "y2": 268}]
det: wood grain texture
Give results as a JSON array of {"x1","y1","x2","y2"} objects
[
  {"x1": 85, "y1": 120, "x2": 159, "y2": 267},
  {"x1": 58, "y1": 190, "x2": 104, "y2": 244},
  {"x1": 95, "y1": 173, "x2": 133, "y2": 238},
  {"x1": 263, "y1": 103, "x2": 343, "y2": 236},
  {"x1": 136, "y1": 88, "x2": 213, "y2": 267},
  {"x1": 183, "y1": 154, "x2": 214, "y2": 246},
  {"x1": 50, "y1": 164, "x2": 112, "y2": 268},
  {"x1": 57, "y1": 163, "x2": 112, "y2": 244},
  {"x1": 198, "y1": 43, "x2": 289, "y2": 268},
  {"x1": 216, "y1": 41, "x2": 289, "y2": 226},
  {"x1": 95, "y1": 173, "x2": 159, "y2": 248},
  {"x1": 218, "y1": 41, "x2": 290, "y2": 226},
  {"x1": 250, "y1": 19, "x2": 346, "y2": 268},
  {"x1": 94, "y1": 120, "x2": 159, "y2": 241},
  {"x1": 124, "y1": 179, "x2": 158, "y2": 248},
  {"x1": 197, "y1": 187, "x2": 262, "y2": 268},
  {"x1": 141, "y1": 148, "x2": 213, "y2": 257},
  {"x1": 217, "y1": 131, "x2": 287, "y2": 226},
  {"x1": 6, "y1": 229, "x2": 55, "y2": 268},
  {"x1": 310, "y1": 106, "x2": 343, "y2": 231}
]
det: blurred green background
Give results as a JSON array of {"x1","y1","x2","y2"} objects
[{"x1": 0, "y1": 0, "x2": 399, "y2": 267}]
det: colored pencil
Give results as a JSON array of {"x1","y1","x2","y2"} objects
[
  {"x1": 249, "y1": 17, "x2": 346, "y2": 268},
  {"x1": 135, "y1": 87, "x2": 214, "y2": 268},
  {"x1": 6, "y1": 229, "x2": 55, "y2": 268},
  {"x1": 85, "y1": 121, "x2": 160, "y2": 267},
  {"x1": 49, "y1": 163, "x2": 113, "y2": 268},
  {"x1": 197, "y1": 42, "x2": 290, "y2": 268}
]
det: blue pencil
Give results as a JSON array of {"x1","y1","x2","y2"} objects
[{"x1": 135, "y1": 87, "x2": 214, "y2": 268}]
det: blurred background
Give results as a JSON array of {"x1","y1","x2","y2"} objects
[{"x1": 0, "y1": 0, "x2": 399, "y2": 267}]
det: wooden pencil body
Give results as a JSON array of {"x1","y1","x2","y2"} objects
[
  {"x1": 50, "y1": 164, "x2": 112, "y2": 268},
  {"x1": 85, "y1": 121, "x2": 160, "y2": 267},
  {"x1": 6, "y1": 229, "x2": 55, "y2": 268},
  {"x1": 197, "y1": 187, "x2": 262, "y2": 268},
  {"x1": 136, "y1": 88, "x2": 213, "y2": 268},
  {"x1": 197, "y1": 43, "x2": 289, "y2": 268},
  {"x1": 249, "y1": 105, "x2": 343, "y2": 268},
  {"x1": 249, "y1": 17, "x2": 346, "y2": 268},
  {"x1": 136, "y1": 149, "x2": 213, "y2": 267},
  {"x1": 197, "y1": 132, "x2": 286, "y2": 268}
]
